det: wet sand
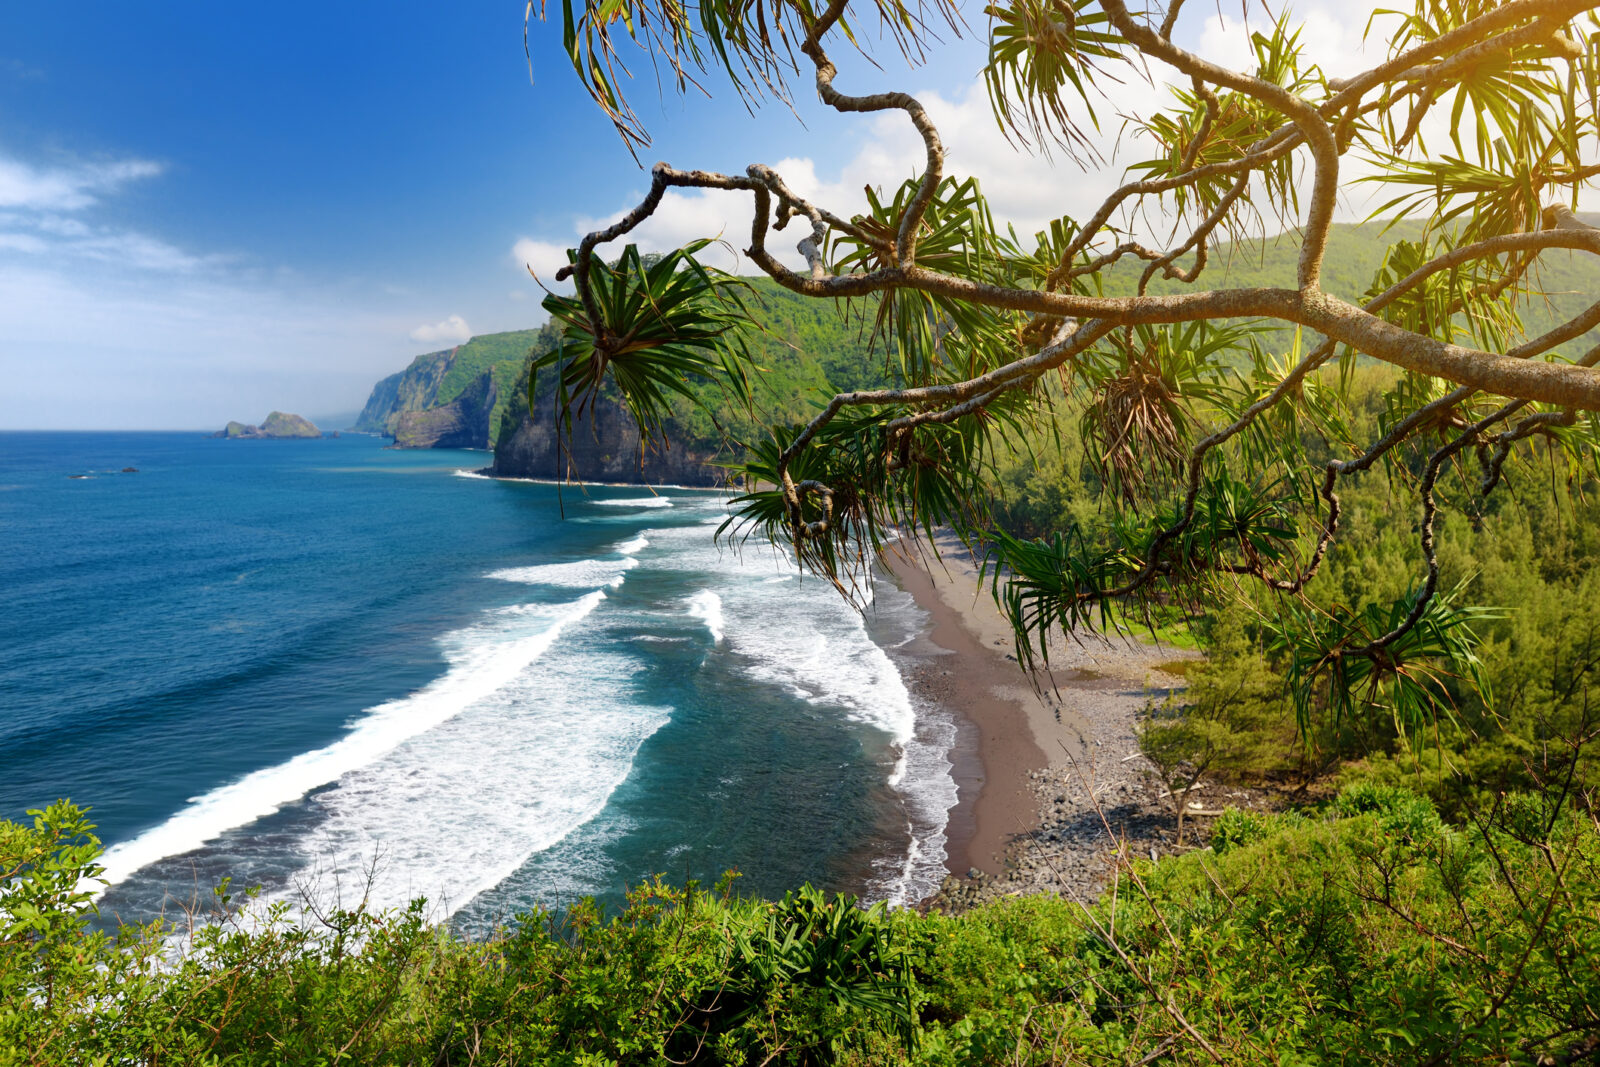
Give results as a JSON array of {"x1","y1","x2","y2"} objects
[{"x1": 881, "y1": 534, "x2": 1202, "y2": 902}]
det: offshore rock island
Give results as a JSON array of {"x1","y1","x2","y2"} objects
[{"x1": 212, "y1": 412, "x2": 322, "y2": 439}]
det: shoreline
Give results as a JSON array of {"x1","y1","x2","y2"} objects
[
  {"x1": 467, "y1": 467, "x2": 727, "y2": 492},
  {"x1": 882, "y1": 536, "x2": 1201, "y2": 904},
  {"x1": 883, "y1": 553, "x2": 1061, "y2": 880}
]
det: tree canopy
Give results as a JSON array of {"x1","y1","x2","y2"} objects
[{"x1": 528, "y1": 0, "x2": 1600, "y2": 729}]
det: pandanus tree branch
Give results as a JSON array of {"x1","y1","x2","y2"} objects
[{"x1": 536, "y1": 0, "x2": 1600, "y2": 724}]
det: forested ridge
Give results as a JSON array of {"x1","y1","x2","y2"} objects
[{"x1": 370, "y1": 220, "x2": 1600, "y2": 463}]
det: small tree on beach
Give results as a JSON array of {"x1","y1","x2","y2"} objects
[{"x1": 528, "y1": 0, "x2": 1600, "y2": 728}]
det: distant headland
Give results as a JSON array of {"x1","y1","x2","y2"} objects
[{"x1": 212, "y1": 412, "x2": 327, "y2": 439}]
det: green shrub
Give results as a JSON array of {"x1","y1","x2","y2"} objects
[
  {"x1": 1330, "y1": 780, "x2": 1445, "y2": 840},
  {"x1": 5, "y1": 789, "x2": 1599, "y2": 1065},
  {"x1": 1210, "y1": 807, "x2": 1304, "y2": 854}
]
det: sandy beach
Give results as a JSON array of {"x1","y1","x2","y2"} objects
[{"x1": 882, "y1": 534, "x2": 1204, "y2": 907}]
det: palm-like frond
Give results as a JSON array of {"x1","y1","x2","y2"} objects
[
  {"x1": 833, "y1": 176, "x2": 1022, "y2": 388},
  {"x1": 720, "y1": 395, "x2": 1004, "y2": 601},
  {"x1": 1264, "y1": 580, "x2": 1498, "y2": 739},
  {"x1": 981, "y1": 0, "x2": 1123, "y2": 156},
  {"x1": 540, "y1": 0, "x2": 962, "y2": 152},
  {"x1": 536, "y1": 241, "x2": 753, "y2": 457},
  {"x1": 985, "y1": 472, "x2": 1299, "y2": 667},
  {"x1": 1076, "y1": 322, "x2": 1240, "y2": 505}
]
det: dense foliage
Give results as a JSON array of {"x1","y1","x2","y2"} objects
[
  {"x1": 7, "y1": 778, "x2": 1598, "y2": 1065},
  {"x1": 989, "y1": 360, "x2": 1600, "y2": 814},
  {"x1": 525, "y1": 0, "x2": 1600, "y2": 766}
]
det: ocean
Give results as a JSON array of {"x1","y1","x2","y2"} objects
[{"x1": 0, "y1": 432, "x2": 957, "y2": 927}]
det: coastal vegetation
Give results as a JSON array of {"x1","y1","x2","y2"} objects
[
  {"x1": 6, "y1": 777, "x2": 1599, "y2": 1064},
  {"x1": 12, "y1": 0, "x2": 1600, "y2": 1062}
]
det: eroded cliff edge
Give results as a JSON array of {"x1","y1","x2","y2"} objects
[{"x1": 489, "y1": 381, "x2": 728, "y2": 486}]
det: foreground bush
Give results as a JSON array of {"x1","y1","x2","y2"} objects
[{"x1": 3, "y1": 790, "x2": 1597, "y2": 1065}]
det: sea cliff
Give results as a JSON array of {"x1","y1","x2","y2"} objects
[
  {"x1": 489, "y1": 386, "x2": 727, "y2": 485},
  {"x1": 352, "y1": 279, "x2": 888, "y2": 482},
  {"x1": 393, "y1": 369, "x2": 500, "y2": 449},
  {"x1": 353, "y1": 328, "x2": 552, "y2": 447}
]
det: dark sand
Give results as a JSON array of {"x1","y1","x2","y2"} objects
[
  {"x1": 882, "y1": 536, "x2": 1204, "y2": 905},
  {"x1": 886, "y1": 557, "x2": 1054, "y2": 879}
]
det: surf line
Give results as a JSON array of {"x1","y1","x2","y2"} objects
[{"x1": 91, "y1": 589, "x2": 609, "y2": 894}]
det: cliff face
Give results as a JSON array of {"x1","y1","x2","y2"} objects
[
  {"x1": 352, "y1": 370, "x2": 403, "y2": 433},
  {"x1": 392, "y1": 370, "x2": 499, "y2": 449},
  {"x1": 353, "y1": 328, "x2": 554, "y2": 448},
  {"x1": 353, "y1": 349, "x2": 454, "y2": 435},
  {"x1": 491, "y1": 393, "x2": 726, "y2": 486}
]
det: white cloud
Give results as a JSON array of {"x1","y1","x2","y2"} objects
[
  {"x1": 511, "y1": 237, "x2": 572, "y2": 283},
  {"x1": 0, "y1": 232, "x2": 47, "y2": 254},
  {"x1": 0, "y1": 218, "x2": 214, "y2": 272},
  {"x1": 0, "y1": 151, "x2": 220, "y2": 273},
  {"x1": 409, "y1": 314, "x2": 473, "y2": 346},
  {"x1": 0, "y1": 147, "x2": 430, "y2": 428},
  {"x1": 0, "y1": 156, "x2": 162, "y2": 211},
  {"x1": 1194, "y1": 2, "x2": 1394, "y2": 81}
]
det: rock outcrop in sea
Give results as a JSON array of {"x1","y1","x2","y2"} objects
[{"x1": 213, "y1": 413, "x2": 322, "y2": 439}]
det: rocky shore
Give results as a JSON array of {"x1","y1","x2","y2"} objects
[
  {"x1": 883, "y1": 537, "x2": 1268, "y2": 913},
  {"x1": 921, "y1": 640, "x2": 1192, "y2": 912}
]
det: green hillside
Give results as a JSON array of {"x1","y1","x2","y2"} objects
[
  {"x1": 433, "y1": 328, "x2": 555, "y2": 449},
  {"x1": 487, "y1": 280, "x2": 892, "y2": 460},
  {"x1": 672, "y1": 279, "x2": 888, "y2": 441},
  {"x1": 1101, "y1": 218, "x2": 1600, "y2": 359},
  {"x1": 369, "y1": 220, "x2": 1600, "y2": 455},
  {"x1": 354, "y1": 328, "x2": 558, "y2": 447}
]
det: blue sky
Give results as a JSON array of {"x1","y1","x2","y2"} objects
[{"x1": 0, "y1": 0, "x2": 1381, "y2": 428}]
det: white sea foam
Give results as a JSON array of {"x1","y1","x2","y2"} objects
[
  {"x1": 685, "y1": 590, "x2": 725, "y2": 644},
  {"x1": 876, "y1": 696, "x2": 958, "y2": 907},
  {"x1": 453, "y1": 469, "x2": 492, "y2": 480},
  {"x1": 645, "y1": 526, "x2": 913, "y2": 747},
  {"x1": 641, "y1": 522, "x2": 956, "y2": 907},
  {"x1": 489, "y1": 557, "x2": 638, "y2": 589},
  {"x1": 93, "y1": 591, "x2": 609, "y2": 893},
  {"x1": 593, "y1": 496, "x2": 673, "y2": 508},
  {"x1": 105, "y1": 502, "x2": 951, "y2": 919},
  {"x1": 282, "y1": 646, "x2": 669, "y2": 917}
]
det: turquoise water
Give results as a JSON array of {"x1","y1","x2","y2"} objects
[{"x1": 0, "y1": 432, "x2": 955, "y2": 924}]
